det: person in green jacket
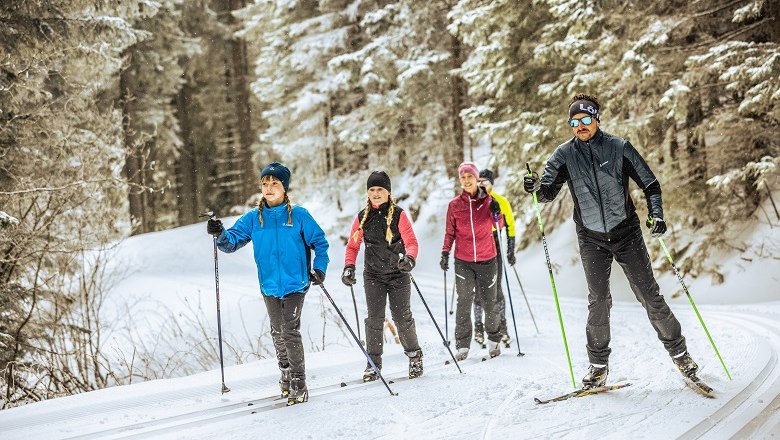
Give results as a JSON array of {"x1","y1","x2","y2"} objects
[{"x1": 473, "y1": 168, "x2": 516, "y2": 347}]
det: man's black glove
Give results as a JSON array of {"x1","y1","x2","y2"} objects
[
  {"x1": 398, "y1": 255, "x2": 415, "y2": 273},
  {"x1": 440, "y1": 252, "x2": 449, "y2": 272},
  {"x1": 646, "y1": 217, "x2": 667, "y2": 238},
  {"x1": 309, "y1": 269, "x2": 326, "y2": 285},
  {"x1": 523, "y1": 172, "x2": 541, "y2": 193},
  {"x1": 341, "y1": 265, "x2": 356, "y2": 286},
  {"x1": 490, "y1": 198, "x2": 501, "y2": 215},
  {"x1": 207, "y1": 219, "x2": 223, "y2": 236},
  {"x1": 506, "y1": 236, "x2": 516, "y2": 266}
]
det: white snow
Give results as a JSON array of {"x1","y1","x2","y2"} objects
[{"x1": 2, "y1": 171, "x2": 779, "y2": 439}]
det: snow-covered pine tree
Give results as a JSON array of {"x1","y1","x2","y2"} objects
[
  {"x1": 452, "y1": 0, "x2": 779, "y2": 282},
  {"x1": 241, "y1": 0, "x2": 356, "y2": 181},
  {"x1": 121, "y1": 0, "x2": 200, "y2": 234},
  {"x1": 0, "y1": 0, "x2": 147, "y2": 407},
  {"x1": 326, "y1": 1, "x2": 462, "y2": 178}
]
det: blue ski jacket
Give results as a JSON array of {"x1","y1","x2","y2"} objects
[{"x1": 216, "y1": 204, "x2": 329, "y2": 298}]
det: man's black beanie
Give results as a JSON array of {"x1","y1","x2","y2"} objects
[{"x1": 479, "y1": 169, "x2": 495, "y2": 185}]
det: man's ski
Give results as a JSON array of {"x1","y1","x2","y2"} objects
[
  {"x1": 534, "y1": 382, "x2": 632, "y2": 404},
  {"x1": 683, "y1": 374, "x2": 714, "y2": 398}
]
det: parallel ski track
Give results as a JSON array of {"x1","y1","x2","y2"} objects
[
  {"x1": 62, "y1": 355, "x2": 477, "y2": 440},
  {"x1": 677, "y1": 310, "x2": 780, "y2": 439}
]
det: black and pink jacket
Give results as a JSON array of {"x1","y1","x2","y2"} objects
[{"x1": 345, "y1": 202, "x2": 418, "y2": 275}]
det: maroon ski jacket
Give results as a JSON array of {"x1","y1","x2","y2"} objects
[{"x1": 442, "y1": 189, "x2": 497, "y2": 262}]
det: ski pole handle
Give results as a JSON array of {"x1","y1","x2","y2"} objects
[{"x1": 199, "y1": 210, "x2": 217, "y2": 221}]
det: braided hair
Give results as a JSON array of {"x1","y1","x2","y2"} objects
[
  {"x1": 357, "y1": 195, "x2": 396, "y2": 244},
  {"x1": 257, "y1": 175, "x2": 293, "y2": 226}
]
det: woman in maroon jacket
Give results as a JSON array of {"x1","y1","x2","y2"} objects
[
  {"x1": 440, "y1": 162, "x2": 503, "y2": 361},
  {"x1": 341, "y1": 171, "x2": 423, "y2": 381}
]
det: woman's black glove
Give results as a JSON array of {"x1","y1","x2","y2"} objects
[
  {"x1": 341, "y1": 265, "x2": 356, "y2": 286},
  {"x1": 398, "y1": 255, "x2": 416, "y2": 273},
  {"x1": 440, "y1": 252, "x2": 449, "y2": 271}
]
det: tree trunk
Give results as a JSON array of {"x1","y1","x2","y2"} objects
[
  {"x1": 684, "y1": 92, "x2": 707, "y2": 185},
  {"x1": 175, "y1": 81, "x2": 200, "y2": 225},
  {"x1": 215, "y1": 0, "x2": 256, "y2": 203},
  {"x1": 446, "y1": 33, "x2": 466, "y2": 196},
  {"x1": 120, "y1": 51, "x2": 147, "y2": 236}
]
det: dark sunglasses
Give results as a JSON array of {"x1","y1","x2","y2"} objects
[{"x1": 569, "y1": 116, "x2": 594, "y2": 127}]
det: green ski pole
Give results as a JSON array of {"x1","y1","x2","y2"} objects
[
  {"x1": 527, "y1": 163, "x2": 576, "y2": 388},
  {"x1": 648, "y1": 216, "x2": 732, "y2": 381}
]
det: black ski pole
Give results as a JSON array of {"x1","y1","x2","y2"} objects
[
  {"x1": 409, "y1": 274, "x2": 463, "y2": 373},
  {"x1": 494, "y1": 223, "x2": 525, "y2": 357},
  {"x1": 443, "y1": 271, "x2": 449, "y2": 344},
  {"x1": 511, "y1": 265, "x2": 540, "y2": 334},
  {"x1": 200, "y1": 211, "x2": 230, "y2": 394},
  {"x1": 448, "y1": 278, "x2": 456, "y2": 315},
  {"x1": 349, "y1": 285, "x2": 362, "y2": 343},
  {"x1": 319, "y1": 284, "x2": 397, "y2": 396}
]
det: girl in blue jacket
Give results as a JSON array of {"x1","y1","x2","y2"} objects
[{"x1": 207, "y1": 162, "x2": 329, "y2": 405}]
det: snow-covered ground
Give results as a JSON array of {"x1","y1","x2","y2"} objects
[{"x1": 2, "y1": 171, "x2": 779, "y2": 439}]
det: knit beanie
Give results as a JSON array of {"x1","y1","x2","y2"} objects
[
  {"x1": 458, "y1": 162, "x2": 479, "y2": 178},
  {"x1": 366, "y1": 170, "x2": 392, "y2": 192},
  {"x1": 260, "y1": 162, "x2": 291, "y2": 192},
  {"x1": 479, "y1": 169, "x2": 495, "y2": 185}
]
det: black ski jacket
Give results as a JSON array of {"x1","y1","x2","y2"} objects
[{"x1": 537, "y1": 129, "x2": 663, "y2": 235}]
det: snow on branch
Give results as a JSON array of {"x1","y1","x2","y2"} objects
[
  {"x1": 0, "y1": 211, "x2": 20, "y2": 229},
  {"x1": 706, "y1": 156, "x2": 778, "y2": 189}
]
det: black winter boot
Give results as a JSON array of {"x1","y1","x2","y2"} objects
[
  {"x1": 286, "y1": 378, "x2": 308, "y2": 405},
  {"x1": 673, "y1": 351, "x2": 698, "y2": 378},
  {"x1": 362, "y1": 363, "x2": 380, "y2": 382},
  {"x1": 474, "y1": 322, "x2": 485, "y2": 346},
  {"x1": 279, "y1": 364, "x2": 291, "y2": 397},
  {"x1": 582, "y1": 364, "x2": 609, "y2": 388},
  {"x1": 407, "y1": 350, "x2": 424, "y2": 379}
]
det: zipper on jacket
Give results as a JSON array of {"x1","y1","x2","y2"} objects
[
  {"x1": 469, "y1": 198, "x2": 477, "y2": 262},
  {"x1": 273, "y1": 208, "x2": 282, "y2": 294},
  {"x1": 587, "y1": 143, "x2": 608, "y2": 233}
]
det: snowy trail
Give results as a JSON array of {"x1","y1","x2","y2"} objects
[
  {"x1": 689, "y1": 310, "x2": 780, "y2": 439},
  {"x1": 1, "y1": 296, "x2": 778, "y2": 439}
]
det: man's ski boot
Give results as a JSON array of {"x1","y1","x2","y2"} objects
[
  {"x1": 501, "y1": 334, "x2": 511, "y2": 349},
  {"x1": 407, "y1": 350, "x2": 424, "y2": 379},
  {"x1": 582, "y1": 364, "x2": 609, "y2": 389},
  {"x1": 279, "y1": 364, "x2": 291, "y2": 397},
  {"x1": 673, "y1": 351, "x2": 698, "y2": 378},
  {"x1": 286, "y1": 378, "x2": 308, "y2": 406},
  {"x1": 673, "y1": 351, "x2": 713, "y2": 397},
  {"x1": 455, "y1": 347, "x2": 469, "y2": 361},
  {"x1": 487, "y1": 340, "x2": 501, "y2": 358},
  {"x1": 474, "y1": 322, "x2": 485, "y2": 347},
  {"x1": 362, "y1": 363, "x2": 380, "y2": 382}
]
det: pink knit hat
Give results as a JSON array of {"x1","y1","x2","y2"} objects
[{"x1": 458, "y1": 162, "x2": 479, "y2": 178}]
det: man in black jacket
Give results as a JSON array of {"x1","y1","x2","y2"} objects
[{"x1": 524, "y1": 93, "x2": 698, "y2": 388}]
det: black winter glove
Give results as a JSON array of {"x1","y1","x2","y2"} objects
[
  {"x1": 646, "y1": 217, "x2": 667, "y2": 238},
  {"x1": 398, "y1": 255, "x2": 416, "y2": 273},
  {"x1": 341, "y1": 265, "x2": 356, "y2": 286},
  {"x1": 490, "y1": 198, "x2": 501, "y2": 215},
  {"x1": 439, "y1": 252, "x2": 449, "y2": 272},
  {"x1": 207, "y1": 219, "x2": 223, "y2": 236},
  {"x1": 309, "y1": 269, "x2": 326, "y2": 285},
  {"x1": 506, "y1": 236, "x2": 516, "y2": 266},
  {"x1": 523, "y1": 172, "x2": 541, "y2": 194}
]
